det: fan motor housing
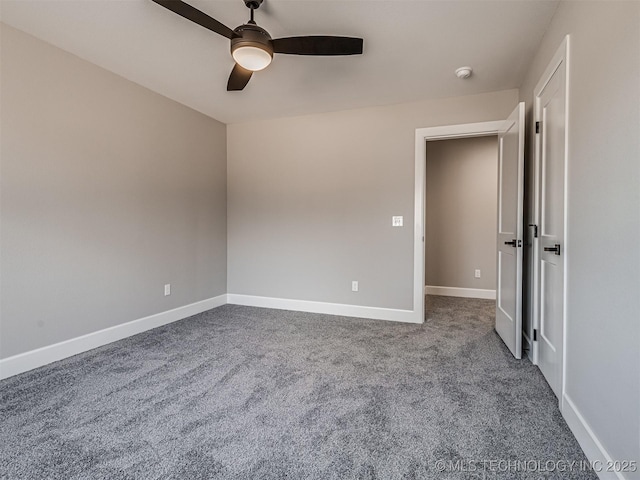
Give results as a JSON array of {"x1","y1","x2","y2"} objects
[{"x1": 231, "y1": 23, "x2": 274, "y2": 57}]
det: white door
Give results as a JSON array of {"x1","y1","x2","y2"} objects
[
  {"x1": 495, "y1": 102, "x2": 525, "y2": 359},
  {"x1": 534, "y1": 42, "x2": 567, "y2": 398}
]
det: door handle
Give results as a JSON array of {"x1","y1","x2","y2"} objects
[
  {"x1": 504, "y1": 239, "x2": 517, "y2": 247},
  {"x1": 544, "y1": 244, "x2": 561, "y2": 255}
]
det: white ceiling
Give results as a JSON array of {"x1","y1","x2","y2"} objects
[{"x1": 1, "y1": 0, "x2": 559, "y2": 124}]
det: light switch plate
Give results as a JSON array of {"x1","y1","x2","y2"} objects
[{"x1": 392, "y1": 216, "x2": 403, "y2": 227}]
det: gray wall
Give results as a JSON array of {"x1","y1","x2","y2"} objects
[
  {"x1": 519, "y1": 1, "x2": 639, "y2": 467},
  {"x1": 227, "y1": 90, "x2": 518, "y2": 310},
  {"x1": 425, "y1": 136, "x2": 497, "y2": 290},
  {"x1": 0, "y1": 25, "x2": 227, "y2": 358}
]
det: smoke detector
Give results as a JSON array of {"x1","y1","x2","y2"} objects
[{"x1": 455, "y1": 66, "x2": 473, "y2": 79}]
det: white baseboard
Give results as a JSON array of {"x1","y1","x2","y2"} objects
[
  {"x1": 562, "y1": 393, "x2": 625, "y2": 480},
  {"x1": 0, "y1": 294, "x2": 227, "y2": 380},
  {"x1": 1, "y1": 293, "x2": 421, "y2": 380},
  {"x1": 227, "y1": 294, "x2": 422, "y2": 324},
  {"x1": 425, "y1": 285, "x2": 496, "y2": 300}
]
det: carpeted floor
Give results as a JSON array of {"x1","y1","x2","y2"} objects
[{"x1": 0, "y1": 296, "x2": 595, "y2": 479}]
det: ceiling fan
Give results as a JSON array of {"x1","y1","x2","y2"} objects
[{"x1": 151, "y1": 0, "x2": 364, "y2": 91}]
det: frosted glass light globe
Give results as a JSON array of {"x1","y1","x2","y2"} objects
[{"x1": 232, "y1": 46, "x2": 272, "y2": 71}]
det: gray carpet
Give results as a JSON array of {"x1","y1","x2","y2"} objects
[{"x1": 0, "y1": 296, "x2": 594, "y2": 479}]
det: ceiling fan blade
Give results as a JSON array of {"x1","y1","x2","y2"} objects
[
  {"x1": 227, "y1": 64, "x2": 253, "y2": 91},
  {"x1": 272, "y1": 36, "x2": 363, "y2": 56},
  {"x1": 151, "y1": 0, "x2": 237, "y2": 39}
]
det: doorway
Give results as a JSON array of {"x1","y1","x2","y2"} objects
[
  {"x1": 424, "y1": 136, "x2": 498, "y2": 303},
  {"x1": 414, "y1": 105, "x2": 525, "y2": 359},
  {"x1": 413, "y1": 120, "x2": 504, "y2": 324}
]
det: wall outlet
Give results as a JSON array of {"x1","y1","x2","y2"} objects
[
  {"x1": 164, "y1": 284, "x2": 171, "y2": 296},
  {"x1": 352, "y1": 281, "x2": 359, "y2": 292},
  {"x1": 474, "y1": 269, "x2": 481, "y2": 279},
  {"x1": 392, "y1": 216, "x2": 403, "y2": 227}
]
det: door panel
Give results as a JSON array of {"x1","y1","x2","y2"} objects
[
  {"x1": 497, "y1": 250, "x2": 516, "y2": 315},
  {"x1": 495, "y1": 102, "x2": 525, "y2": 359},
  {"x1": 536, "y1": 55, "x2": 566, "y2": 398},
  {"x1": 499, "y1": 131, "x2": 519, "y2": 234},
  {"x1": 541, "y1": 98, "x2": 564, "y2": 237},
  {"x1": 540, "y1": 259, "x2": 560, "y2": 348}
]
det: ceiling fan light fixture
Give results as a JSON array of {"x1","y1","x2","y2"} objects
[
  {"x1": 232, "y1": 44, "x2": 273, "y2": 71},
  {"x1": 151, "y1": 0, "x2": 364, "y2": 91}
]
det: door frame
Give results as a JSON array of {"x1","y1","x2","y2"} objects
[
  {"x1": 532, "y1": 35, "x2": 570, "y2": 402},
  {"x1": 414, "y1": 121, "x2": 504, "y2": 322}
]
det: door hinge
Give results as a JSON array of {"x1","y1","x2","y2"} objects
[
  {"x1": 535, "y1": 121, "x2": 540, "y2": 134},
  {"x1": 533, "y1": 329, "x2": 538, "y2": 341},
  {"x1": 529, "y1": 224, "x2": 538, "y2": 238}
]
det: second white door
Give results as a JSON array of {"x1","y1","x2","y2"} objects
[{"x1": 534, "y1": 38, "x2": 568, "y2": 399}]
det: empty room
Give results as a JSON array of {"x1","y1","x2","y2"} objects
[{"x1": 1, "y1": 1, "x2": 638, "y2": 479}]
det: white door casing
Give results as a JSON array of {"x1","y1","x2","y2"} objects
[
  {"x1": 533, "y1": 37, "x2": 569, "y2": 399},
  {"x1": 495, "y1": 102, "x2": 525, "y2": 359}
]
